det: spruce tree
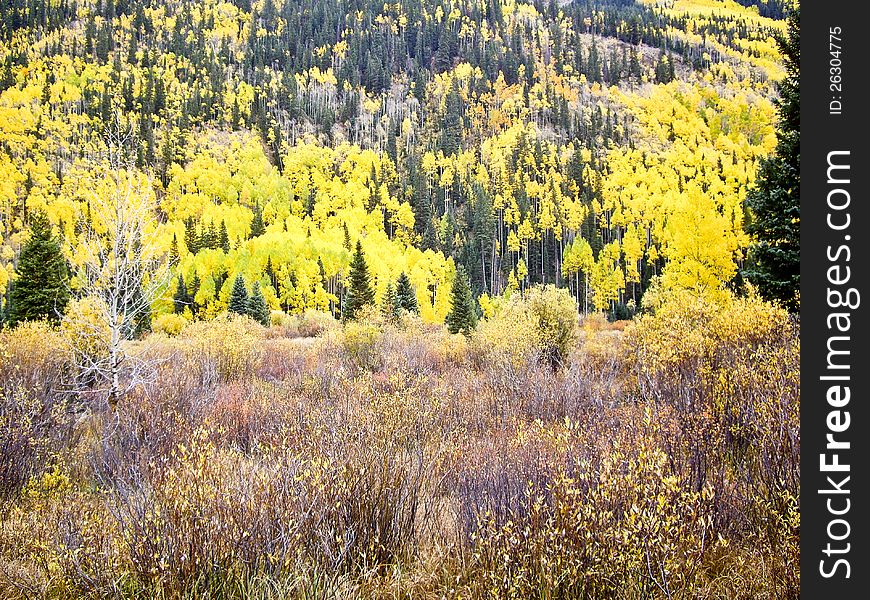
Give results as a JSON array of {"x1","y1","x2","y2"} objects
[
  {"x1": 395, "y1": 271, "x2": 419, "y2": 313},
  {"x1": 228, "y1": 274, "x2": 249, "y2": 315},
  {"x1": 169, "y1": 233, "x2": 179, "y2": 265},
  {"x1": 381, "y1": 280, "x2": 401, "y2": 322},
  {"x1": 173, "y1": 274, "x2": 190, "y2": 314},
  {"x1": 219, "y1": 220, "x2": 230, "y2": 253},
  {"x1": 318, "y1": 257, "x2": 329, "y2": 293},
  {"x1": 446, "y1": 265, "x2": 477, "y2": 336},
  {"x1": 248, "y1": 281, "x2": 270, "y2": 326},
  {"x1": 8, "y1": 212, "x2": 69, "y2": 326},
  {"x1": 184, "y1": 217, "x2": 199, "y2": 254},
  {"x1": 344, "y1": 240, "x2": 375, "y2": 320},
  {"x1": 743, "y1": 7, "x2": 800, "y2": 312},
  {"x1": 264, "y1": 256, "x2": 277, "y2": 290},
  {"x1": 342, "y1": 222, "x2": 352, "y2": 250},
  {"x1": 249, "y1": 203, "x2": 265, "y2": 238},
  {"x1": 189, "y1": 272, "x2": 202, "y2": 316},
  {"x1": 203, "y1": 222, "x2": 217, "y2": 249}
]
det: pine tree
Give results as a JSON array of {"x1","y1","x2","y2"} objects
[
  {"x1": 655, "y1": 49, "x2": 672, "y2": 84},
  {"x1": 264, "y1": 256, "x2": 278, "y2": 291},
  {"x1": 381, "y1": 280, "x2": 401, "y2": 322},
  {"x1": 8, "y1": 212, "x2": 69, "y2": 326},
  {"x1": 395, "y1": 271, "x2": 418, "y2": 313},
  {"x1": 203, "y1": 222, "x2": 218, "y2": 249},
  {"x1": 446, "y1": 265, "x2": 477, "y2": 336},
  {"x1": 342, "y1": 222, "x2": 352, "y2": 250},
  {"x1": 318, "y1": 257, "x2": 329, "y2": 292},
  {"x1": 743, "y1": 7, "x2": 800, "y2": 312},
  {"x1": 344, "y1": 240, "x2": 375, "y2": 320},
  {"x1": 441, "y1": 80, "x2": 463, "y2": 155},
  {"x1": 184, "y1": 216, "x2": 199, "y2": 254},
  {"x1": 189, "y1": 272, "x2": 202, "y2": 316},
  {"x1": 169, "y1": 233, "x2": 179, "y2": 265},
  {"x1": 249, "y1": 203, "x2": 265, "y2": 238},
  {"x1": 228, "y1": 274, "x2": 249, "y2": 315},
  {"x1": 219, "y1": 220, "x2": 230, "y2": 253},
  {"x1": 247, "y1": 281, "x2": 270, "y2": 325},
  {"x1": 173, "y1": 274, "x2": 190, "y2": 314}
]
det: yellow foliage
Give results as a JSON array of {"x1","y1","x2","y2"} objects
[{"x1": 151, "y1": 312, "x2": 189, "y2": 337}]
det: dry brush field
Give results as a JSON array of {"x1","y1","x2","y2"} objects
[{"x1": 0, "y1": 293, "x2": 799, "y2": 599}]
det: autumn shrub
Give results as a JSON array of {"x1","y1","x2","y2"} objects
[
  {"x1": 0, "y1": 322, "x2": 76, "y2": 498},
  {"x1": 151, "y1": 311, "x2": 189, "y2": 336},
  {"x1": 470, "y1": 302, "x2": 541, "y2": 371},
  {"x1": 377, "y1": 319, "x2": 468, "y2": 376},
  {"x1": 472, "y1": 285, "x2": 578, "y2": 373},
  {"x1": 339, "y1": 306, "x2": 386, "y2": 373},
  {"x1": 268, "y1": 309, "x2": 338, "y2": 338},
  {"x1": 625, "y1": 288, "x2": 799, "y2": 596},
  {"x1": 255, "y1": 338, "x2": 312, "y2": 383},
  {"x1": 295, "y1": 309, "x2": 338, "y2": 337},
  {"x1": 174, "y1": 314, "x2": 265, "y2": 386},
  {"x1": 59, "y1": 296, "x2": 112, "y2": 387}
]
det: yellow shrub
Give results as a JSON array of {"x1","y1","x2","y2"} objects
[
  {"x1": 472, "y1": 285, "x2": 579, "y2": 370},
  {"x1": 176, "y1": 315, "x2": 265, "y2": 385},
  {"x1": 342, "y1": 312, "x2": 384, "y2": 372},
  {"x1": 60, "y1": 295, "x2": 112, "y2": 364},
  {"x1": 151, "y1": 312, "x2": 189, "y2": 337},
  {"x1": 0, "y1": 319, "x2": 72, "y2": 397}
]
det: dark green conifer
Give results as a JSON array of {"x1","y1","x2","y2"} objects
[
  {"x1": 228, "y1": 274, "x2": 249, "y2": 315},
  {"x1": 381, "y1": 280, "x2": 401, "y2": 322},
  {"x1": 247, "y1": 281, "x2": 270, "y2": 326},
  {"x1": 395, "y1": 272, "x2": 418, "y2": 314},
  {"x1": 173, "y1": 274, "x2": 190, "y2": 314},
  {"x1": 344, "y1": 240, "x2": 375, "y2": 320},
  {"x1": 219, "y1": 220, "x2": 230, "y2": 253},
  {"x1": 445, "y1": 265, "x2": 477, "y2": 336},
  {"x1": 249, "y1": 203, "x2": 265, "y2": 238},
  {"x1": 184, "y1": 217, "x2": 199, "y2": 254},
  {"x1": 342, "y1": 222, "x2": 352, "y2": 250},
  {"x1": 743, "y1": 7, "x2": 800, "y2": 312},
  {"x1": 169, "y1": 233, "x2": 179, "y2": 265},
  {"x1": 189, "y1": 272, "x2": 202, "y2": 316},
  {"x1": 8, "y1": 212, "x2": 69, "y2": 326},
  {"x1": 264, "y1": 256, "x2": 278, "y2": 290}
]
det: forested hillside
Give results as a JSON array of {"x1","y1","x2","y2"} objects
[{"x1": 0, "y1": 0, "x2": 786, "y2": 322}]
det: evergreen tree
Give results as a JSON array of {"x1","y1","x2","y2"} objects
[
  {"x1": 189, "y1": 272, "x2": 202, "y2": 316},
  {"x1": 173, "y1": 274, "x2": 190, "y2": 314},
  {"x1": 219, "y1": 220, "x2": 230, "y2": 253},
  {"x1": 184, "y1": 216, "x2": 199, "y2": 254},
  {"x1": 264, "y1": 255, "x2": 278, "y2": 290},
  {"x1": 318, "y1": 257, "x2": 329, "y2": 292},
  {"x1": 228, "y1": 274, "x2": 249, "y2": 315},
  {"x1": 441, "y1": 80, "x2": 463, "y2": 155},
  {"x1": 169, "y1": 233, "x2": 179, "y2": 265},
  {"x1": 342, "y1": 222, "x2": 352, "y2": 250},
  {"x1": 381, "y1": 280, "x2": 401, "y2": 322},
  {"x1": 395, "y1": 271, "x2": 419, "y2": 313},
  {"x1": 8, "y1": 212, "x2": 69, "y2": 326},
  {"x1": 743, "y1": 7, "x2": 799, "y2": 312},
  {"x1": 0, "y1": 284, "x2": 9, "y2": 326},
  {"x1": 249, "y1": 203, "x2": 265, "y2": 238},
  {"x1": 247, "y1": 281, "x2": 270, "y2": 325},
  {"x1": 344, "y1": 240, "x2": 375, "y2": 320},
  {"x1": 202, "y1": 222, "x2": 217, "y2": 249},
  {"x1": 446, "y1": 265, "x2": 477, "y2": 336},
  {"x1": 655, "y1": 48, "x2": 672, "y2": 84}
]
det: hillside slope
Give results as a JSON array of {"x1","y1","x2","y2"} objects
[{"x1": 0, "y1": 0, "x2": 787, "y2": 322}]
